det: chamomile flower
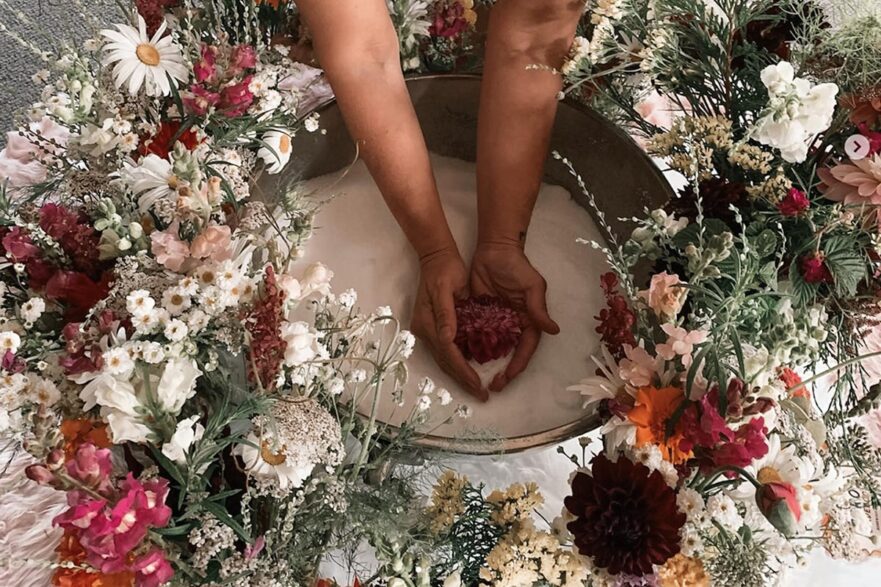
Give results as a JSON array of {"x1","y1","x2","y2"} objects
[
  {"x1": 257, "y1": 129, "x2": 294, "y2": 174},
  {"x1": 103, "y1": 347, "x2": 135, "y2": 376},
  {"x1": 162, "y1": 288, "x2": 192, "y2": 315},
  {"x1": 126, "y1": 289, "x2": 156, "y2": 314},
  {"x1": 164, "y1": 319, "x2": 189, "y2": 342},
  {"x1": 100, "y1": 16, "x2": 187, "y2": 97}
]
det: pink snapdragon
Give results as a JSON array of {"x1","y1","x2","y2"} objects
[
  {"x1": 65, "y1": 443, "x2": 115, "y2": 495},
  {"x1": 190, "y1": 224, "x2": 232, "y2": 262},
  {"x1": 151, "y1": 224, "x2": 191, "y2": 272},
  {"x1": 183, "y1": 85, "x2": 221, "y2": 116},
  {"x1": 133, "y1": 548, "x2": 175, "y2": 587},
  {"x1": 640, "y1": 271, "x2": 687, "y2": 321},
  {"x1": 220, "y1": 75, "x2": 255, "y2": 117},
  {"x1": 194, "y1": 44, "x2": 218, "y2": 83},
  {"x1": 230, "y1": 44, "x2": 257, "y2": 73}
]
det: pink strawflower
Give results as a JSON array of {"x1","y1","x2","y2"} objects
[
  {"x1": 800, "y1": 253, "x2": 833, "y2": 284},
  {"x1": 183, "y1": 84, "x2": 221, "y2": 116},
  {"x1": 230, "y1": 44, "x2": 257, "y2": 72},
  {"x1": 454, "y1": 295, "x2": 523, "y2": 364},
  {"x1": 193, "y1": 44, "x2": 217, "y2": 83},
  {"x1": 776, "y1": 187, "x2": 810, "y2": 216},
  {"x1": 220, "y1": 75, "x2": 254, "y2": 117},
  {"x1": 133, "y1": 548, "x2": 174, "y2": 587}
]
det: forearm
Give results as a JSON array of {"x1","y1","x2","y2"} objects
[
  {"x1": 476, "y1": 0, "x2": 583, "y2": 248},
  {"x1": 297, "y1": 0, "x2": 456, "y2": 259}
]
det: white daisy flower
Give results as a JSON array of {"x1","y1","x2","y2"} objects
[
  {"x1": 0, "y1": 332, "x2": 22, "y2": 355},
  {"x1": 141, "y1": 341, "x2": 166, "y2": 364},
  {"x1": 100, "y1": 15, "x2": 188, "y2": 97},
  {"x1": 121, "y1": 154, "x2": 176, "y2": 213},
  {"x1": 257, "y1": 129, "x2": 294, "y2": 174},
  {"x1": 132, "y1": 308, "x2": 161, "y2": 334},
  {"x1": 103, "y1": 347, "x2": 135, "y2": 376},
  {"x1": 186, "y1": 309, "x2": 210, "y2": 333},
  {"x1": 164, "y1": 319, "x2": 189, "y2": 342},
  {"x1": 126, "y1": 289, "x2": 156, "y2": 314},
  {"x1": 162, "y1": 288, "x2": 192, "y2": 316},
  {"x1": 20, "y1": 297, "x2": 46, "y2": 324}
]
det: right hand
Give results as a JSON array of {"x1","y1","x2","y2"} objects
[{"x1": 410, "y1": 247, "x2": 485, "y2": 401}]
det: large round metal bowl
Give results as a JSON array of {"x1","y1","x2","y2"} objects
[{"x1": 262, "y1": 74, "x2": 673, "y2": 454}]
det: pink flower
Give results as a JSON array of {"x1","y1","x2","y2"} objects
[
  {"x1": 655, "y1": 323, "x2": 708, "y2": 365},
  {"x1": 245, "y1": 535, "x2": 265, "y2": 560},
  {"x1": 635, "y1": 91, "x2": 677, "y2": 131},
  {"x1": 800, "y1": 253, "x2": 833, "y2": 285},
  {"x1": 818, "y1": 154, "x2": 881, "y2": 207},
  {"x1": 151, "y1": 224, "x2": 191, "y2": 272},
  {"x1": 679, "y1": 387, "x2": 734, "y2": 454},
  {"x1": 618, "y1": 344, "x2": 661, "y2": 388},
  {"x1": 1, "y1": 227, "x2": 40, "y2": 260},
  {"x1": 708, "y1": 416, "x2": 769, "y2": 469},
  {"x1": 53, "y1": 498, "x2": 106, "y2": 531},
  {"x1": 777, "y1": 187, "x2": 810, "y2": 216},
  {"x1": 133, "y1": 548, "x2": 174, "y2": 587},
  {"x1": 193, "y1": 44, "x2": 217, "y2": 83},
  {"x1": 639, "y1": 272, "x2": 687, "y2": 321},
  {"x1": 230, "y1": 44, "x2": 257, "y2": 72},
  {"x1": 183, "y1": 84, "x2": 221, "y2": 116},
  {"x1": 190, "y1": 224, "x2": 232, "y2": 262},
  {"x1": 66, "y1": 443, "x2": 114, "y2": 494},
  {"x1": 0, "y1": 151, "x2": 47, "y2": 186},
  {"x1": 429, "y1": 2, "x2": 469, "y2": 38},
  {"x1": 220, "y1": 75, "x2": 254, "y2": 117}
]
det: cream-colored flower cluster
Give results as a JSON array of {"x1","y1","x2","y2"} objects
[
  {"x1": 648, "y1": 116, "x2": 733, "y2": 179},
  {"x1": 486, "y1": 481, "x2": 544, "y2": 526},
  {"x1": 426, "y1": 470, "x2": 468, "y2": 533},
  {"x1": 479, "y1": 519, "x2": 589, "y2": 587}
]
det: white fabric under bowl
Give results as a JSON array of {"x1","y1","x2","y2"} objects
[{"x1": 300, "y1": 154, "x2": 607, "y2": 441}]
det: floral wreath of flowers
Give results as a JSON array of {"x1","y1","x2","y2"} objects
[{"x1": 1, "y1": 1, "x2": 881, "y2": 586}]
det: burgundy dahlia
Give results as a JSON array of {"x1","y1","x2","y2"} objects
[
  {"x1": 454, "y1": 295, "x2": 522, "y2": 364},
  {"x1": 565, "y1": 454, "x2": 686, "y2": 577}
]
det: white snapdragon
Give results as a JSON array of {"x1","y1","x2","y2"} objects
[
  {"x1": 162, "y1": 415, "x2": 205, "y2": 464},
  {"x1": 155, "y1": 357, "x2": 201, "y2": 414},
  {"x1": 752, "y1": 61, "x2": 838, "y2": 163}
]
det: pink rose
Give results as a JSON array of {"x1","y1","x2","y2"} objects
[
  {"x1": 151, "y1": 223, "x2": 191, "y2": 272},
  {"x1": 639, "y1": 271, "x2": 687, "y2": 321},
  {"x1": 190, "y1": 224, "x2": 232, "y2": 262}
]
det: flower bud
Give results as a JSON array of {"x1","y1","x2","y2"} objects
[
  {"x1": 25, "y1": 464, "x2": 56, "y2": 485},
  {"x1": 755, "y1": 476, "x2": 801, "y2": 537}
]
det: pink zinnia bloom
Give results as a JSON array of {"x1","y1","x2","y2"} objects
[{"x1": 133, "y1": 548, "x2": 174, "y2": 587}]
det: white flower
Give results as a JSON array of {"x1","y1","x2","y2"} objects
[
  {"x1": 100, "y1": 16, "x2": 187, "y2": 96},
  {"x1": 280, "y1": 321, "x2": 322, "y2": 367},
  {"x1": 163, "y1": 319, "x2": 189, "y2": 342},
  {"x1": 127, "y1": 289, "x2": 156, "y2": 314},
  {"x1": 707, "y1": 494, "x2": 742, "y2": 531},
  {"x1": 132, "y1": 308, "x2": 162, "y2": 334},
  {"x1": 257, "y1": 130, "x2": 294, "y2": 174},
  {"x1": 328, "y1": 377, "x2": 345, "y2": 395},
  {"x1": 752, "y1": 61, "x2": 839, "y2": 163},
  {"x1": 304, "y1": 113, "x2": 320, "y2": 132},
  {"x1": 417, "y1": 394, "x2": 431, "y2": 412},
  {"x1": 569, "y1": 347, "x2": 629, "y2": 412},
  {"x1": 676, "y1": 487, "x2": 705, "y2": 519},
  {"x1": 121, "y1": 154, "x2": 175, "y2": 213},
  {"x1": 106, "y1": 411, "x2": 152, "y2": 443},
  {"x1": 28, "y1": 375, "x2": 60, "y2": 406},
  {"x1": 161, "y1": 415, "x2": 204, "y2": 464},
  {"x1": 155, "y1": 358, "x2": 201, "y2": 414},
  {"x1": 338, "y1": 288, "x2": 357, "y2": 309},
  {"x1": 300, "y1": 262, "x2": 334, "y2": 298},
  {"x1": 162, "y1": 288, "x2": 192, "y2": 315},
  {"x1": 141, "y1": 341, "x2": 166, "y2": 364},
  {"x1": 0, "y1": 331, "x2": 22, "y2": 354},
  {"x1": 186, "y1": 309, "x2": 210, "y2": 333},
  {"x1": 103, "y1": 347, "x2": 135, "y2": 377},
  {"x1": 79, "y1": 119, "x2": 119, "y2": 156},
  {"x1": 375, "y1": 305, "x2": 393, "y2": 317},
  {"x1": 396, "y1": 330, "x2": 416, "y2": 358},
  {"x1": 437, "y1": 388, "x2": 452, "y2": 406},
  {"x1": 20, "y1": 297, "x2": 46, "y2": 324}
]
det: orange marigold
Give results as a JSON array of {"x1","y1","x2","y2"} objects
[
  {"x1": 627, "y1": 386, "x2": 691, "y2": 463},
  {"x1": 60, "y1": 419, "x2": 111, "y2": 459},
  {"x1": 53, "y1": 530, "x2": 134, "y2": 587}
]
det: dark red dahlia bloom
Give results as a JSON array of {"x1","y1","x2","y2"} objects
[
  {"x1": 595, "y1": 272, "x2": 636, "y2": 359},
  {"x1": 565, "y1": 454, "x2": 686, "y2": 577},
  {"x1": 454, "y1": 295, "x2": 522, "y2": 364}
]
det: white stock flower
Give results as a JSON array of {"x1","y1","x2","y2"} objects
[
  {"x1": 100, "y1": 15, "x2": 187, "y2": 96},
  {"x1": 156, "y1": 358, "x2": 201, "y2": 414},
  {"x1": 161, "y1": 415, "x2": 205, "y2": 464},
  {"x1": 281, "y1": 321, "x2": 322, "y2": 367}
]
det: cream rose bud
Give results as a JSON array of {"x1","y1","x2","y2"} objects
[
  {"x1": 161, "y1": 415, "x2": 205, "y2": 464},
  {"x1": 639, "y1": 271, "x2": 687, "y2": 321},
  {"x1": 300, "y1": 262, "x2": 334, "y2": 297},
  {"x1": 281, "y1": 321, "x2": 321, "y2": 366}
]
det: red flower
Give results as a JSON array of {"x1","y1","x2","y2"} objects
[
  {"x1": 220, "y1": 76, "x2": 255, "y2": 117},
  {"x1": 429, "y1": 2, "x2": 469, "y2": 38},
  {"x1": 138, "y1": 121, "x2": 200, "y2": 159},
  {"x1": 39, "y1": 204, "x2": 102, "y2": 276},
  {"x1": 777, "y1": 187, "x2": 810, "y2": 216},
  {"x1": 678, "y1": 388, "x2": 734, "y2": 454},
  {"x1": 800, "y1": 253, "x2": 833, "y2": 284},
  {"x1": 183, "y1": 85, "x2": 221, "y2": 116},
  {"x1": 756, "y1": 478, "x2": 801, "y2": 537},
  {"x1": 707, "y1": 416, "x2": 769, "y2": 470},
  {"x1": 136, "y1": 0, "x2": 178, "y2": 36},
  {"x1": 230, "y1": 45, "x2": 258, "y2": 72},
  {"x1": 565, "y1": 454, "x2": 686, "y2": 576},
  {"x1": 193, "y1": 44, "x2": 217, "y2": 84},
  {"x1": 46, "y1": 270, "x2": 113, "y2": 322},
  {"x1": 244, "y1": 266, "x2": 286, "y2": 389},
  {"x1": 595, "y1": 272, "x2": 636, "y2": 359},
  {"x1": 453, "y1": 295, "x2": 523, "y2": 363}
]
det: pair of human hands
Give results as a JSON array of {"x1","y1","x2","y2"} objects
[{"x1": 410, "y1": 242, "x2": 560, "y2": 402}]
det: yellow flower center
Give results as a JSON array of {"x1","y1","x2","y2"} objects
[
  {"x1": 261, "y1": 440, "x2": 287, "y2": 466},
  {"x1": 757, "y1": 466, "x2": 783, "y2": 484},
  {"x1": 135, "y1": 43, "x2": 161, "y2": 67}
]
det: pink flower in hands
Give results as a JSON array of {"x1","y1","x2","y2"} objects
[
  {"x1": 454, "y1": 295, "x2": 522, "y2": 364},
  {"x1": 190, "y1": 224, "x2": 232, "y2": 262},
  {"x1": 2, "y1": 227, "x2": 40, "y2": 261},
  {"x1": 53, "y1": 497, "x2": 106, "y2": 531},
  {"x1": 133, "y1": 548, "x2": 174, "y2": 587},
  {"x1": 151, "y1": 224, "x2": 191, "y2": 272}
]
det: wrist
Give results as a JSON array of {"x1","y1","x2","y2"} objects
[
  {"x1": 477, "y1": 229, "x2": 528, "y2": 251},
  {"x1": 418, "y1": 241, "x2": 461, "y2": 267}
]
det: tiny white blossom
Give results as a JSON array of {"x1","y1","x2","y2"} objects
[
  {"x1": 164, "y1": 319, "x2": 189, "y2": 342},
  {"x1": 126, "y1": 289, "x2": 155, "y2": 314},
  {"x1": 103, "y1": 347, "x2": 135, "y2": 376},
  {"x1": 417, "y1": 394, "x2": 431, "y2": 412},
  {"x1": 437, "y1": 388, "x2": 452, "y2": 406}
]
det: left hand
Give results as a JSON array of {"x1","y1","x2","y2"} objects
[{"x1": 470, "y1": 241, "x2": 560, "y2": 392}]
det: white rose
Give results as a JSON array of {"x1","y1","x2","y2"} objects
[
  {"x1": 155, "y1": 358, "x2": 201, "y2": 414},
  {"x1": 281, "y1": 321, "x2": 320, "y2": 367},
  {"x1": 300, "y1": 262, "x2": 334, "y2": 298},
  {"x1": 161, "y1": 415, "x2": 205, "y2": 464}
]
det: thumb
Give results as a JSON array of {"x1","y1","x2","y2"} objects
[
  {"x1": 432, "y1": 287, "x2": 458, "y2": 344},
  {"x1": 526, "y1": 284, "x2": 559, "y2": 335}
]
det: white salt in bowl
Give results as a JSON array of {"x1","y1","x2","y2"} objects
[{"x1": 261, "y1": 75, "x2": 673, "y2": 454}]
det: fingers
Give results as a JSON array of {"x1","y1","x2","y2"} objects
[
  {"x1": 428, "y1": 340, "x2": 487, "y2": 402},
  {"x1": 432, "y1": 284, "x2": 458, "y2": 344},
  {"x1": 490, "y1": 326, "x2": 541, "y2": 392},
  {"x1": 525, "y1": 281, "x2": 560, "y2": 335}
]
